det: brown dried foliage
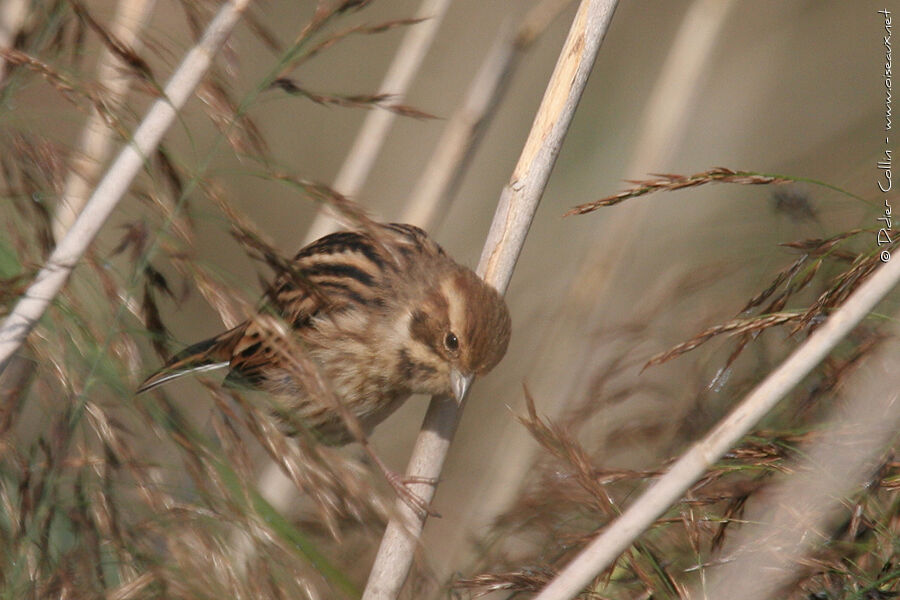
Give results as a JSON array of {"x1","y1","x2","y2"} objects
[
  {"x1": 454, "y1": 222, "x2": 897, "y2": 598},
  {"x1": 295, "y1": 17, "x2": 426, "y2": 66},
  {"x1": 0, "y1": 48, "x2": 124, "y2": 133},
  {"x1": 270, "y1": 79, "x2": 437, "y2": 119},
  {"x1": 642, "y1": 223, "x2": 898, "y2": 371},
  {"x1": 68, "y1": 0, "x2": 155, "y2": 83},
  {"x1": 644, "y1": 312, "x2": 801, "y2": 370},
  {"x1": 0, "y1": 133, "x2": 64, "y2": 257},
  {"x1": 197, "y1": 78, "x2": 269, "y2": 159},
  {"x1": 457, "y1": 373, "x2": 898, "y2": 599},
  {"x1": 564, "y1": 167, "x2": 792, "y2": 216}
]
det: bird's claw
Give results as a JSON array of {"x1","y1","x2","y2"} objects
[{"x1": 383, "y1": 469, "x2": 440, "y2": 518}]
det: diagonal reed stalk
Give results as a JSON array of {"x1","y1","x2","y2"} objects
[
  {"x1": 700, "y1": 329, "x2": 900, "y2": 600},
  {"x1": 361, "y1": 1, "x2": 620, "y2": 597},
  {"x1": 50, "y1": 0, "x2": 157, "y2": 242},
  {"x1": 0, "y1": 0, "x2": 28, "y2": 83},
  {"x1": 532, "y1": 248, "x2": 900, "y2": 599}
]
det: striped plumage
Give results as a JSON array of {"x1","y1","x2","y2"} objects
[{"x1": 137, "y1": 223, "x2": 511, "y2": 445}]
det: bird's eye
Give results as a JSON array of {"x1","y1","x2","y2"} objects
[{"x1": 444, "y1": 332, "x2": 459, "y2": 352}]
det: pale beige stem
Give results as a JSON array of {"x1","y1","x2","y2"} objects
[
  {"x1": 470, "y1": 0, "x2": 738, "y2": 561},
  {"x1": 362, "y1": 1, "x2": 620, "y2": 598},
  {"x1": 52, "y1": 0, "x2": 158, "y2": 242},
  {"x1": 0, "y1": 0, "x2": 28, "y2": 83},
  {"x1": 698, "y1": 332, "x2": 900, "y2": 600},
  {"x1": 247, "y1": 0, "x2": 570, "y2": 576}
]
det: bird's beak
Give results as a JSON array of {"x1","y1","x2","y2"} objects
[{"x1": 449, "y1": 369, "x2": 472, "y2": 403}]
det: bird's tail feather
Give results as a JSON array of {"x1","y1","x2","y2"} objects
[{"x1": 136, "y1": 326, "x2": 243, "y2": 394}]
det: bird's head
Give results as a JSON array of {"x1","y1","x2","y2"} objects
[{"x1": 404, "y1": 267, "x2": 511, "y2": 401}]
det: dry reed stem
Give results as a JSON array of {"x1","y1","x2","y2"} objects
[
  {"x1": 0, "y1": 0, "x2": 253, "y2": 372},
  {"x1": 401, "y1": 0, "x2": 574, "y2": 230},
  {"x1": 52, "y1": 0, "x2": 157, "y2": 241},
  {"x1": 532, "y1": 253, "x2": 900, "y2": 599},
  {"x1": 701, "y1": 333, "x2": 900, "y2": 600},
  {"x1": 0, "y1": 48, "x2": 116, "y2": 119},
  {"x1": 0, "y1": 0, "x2": 28, "y2": 82},
  {"x1": 361, "y1": 1, "x2": 620, "y2": 598},
  {"x1": 302, "y1": 0, "x2": 454, "y2": 243},
  {"x1": 460, "y1": 2, "x2": 739, "y2": 563}
]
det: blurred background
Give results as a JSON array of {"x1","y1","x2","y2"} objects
[{"x1": 1, "y1": 1, "x2": 895, "y2": 598}]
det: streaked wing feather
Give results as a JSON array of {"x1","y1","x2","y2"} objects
[
  {"x1": 138, "y1": 223, "x2": 444, "y2": 396},
  {"x1": 136, "y1": 327, "x2": 243, "y2": 393},
  {"x1": 227, "y1": 223, "x2": 437, "y2": 385}
]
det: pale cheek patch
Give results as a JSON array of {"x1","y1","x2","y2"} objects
[
  {"x1": 405, "y1": 318, "x2": 449, "y2": 390},
  {"x1": 406, "y1": 342, "x2": 448, "y2": 390}
]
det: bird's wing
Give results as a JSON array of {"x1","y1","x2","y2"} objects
[
  {"x1": 137, "y1": 223, "x2": 443, "y2": 393},
  {"x1": 135, "y1": 325, "x2": 245, "y2": 393},
  {"x1": 227, "y1": 224, "x2": 442, "y2": 386}
]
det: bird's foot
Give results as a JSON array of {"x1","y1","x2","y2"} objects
[
  {"x1": 382, "y1": 469, "x2": 440, "y2": 518},
  {"x1": 364, "y1": 449, "x2": 439, "y2": 517}
]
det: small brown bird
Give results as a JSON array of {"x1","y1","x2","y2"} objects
[{"x1": 137, "y1": 223, "x2": 511, "y2": 446}]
